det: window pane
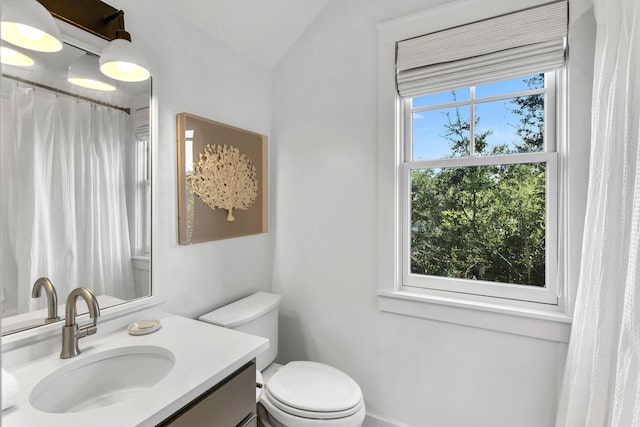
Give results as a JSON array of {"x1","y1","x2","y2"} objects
[
  {"x1": 413, "y1": 88, "x2": 470, "y2": 108},
  {"x1": 410, "y1": 163, "x2": 546, "y2": 286},
  {"x1": 475, "y1": 74, "x2": 544, "y2": 99},
  {"x1": 475, "y1": 95, "x2": 544, "y2": 155},
  {"x1": 412, "y1": 106, "x2": 470, "y2": 160}
]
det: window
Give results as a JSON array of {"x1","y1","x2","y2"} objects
[
  {"x1": 134, "y1": 106, "x2": 151, "y2": 256},
  {"x1": 378, "y1": 1, "x2": 568, "y2": 310},
  {"x1": 375, "y1": 0, "x2": 588, "y2": 339},
  {"x1": 401, "y1": 73, "x2": 558, "y2": 304}
]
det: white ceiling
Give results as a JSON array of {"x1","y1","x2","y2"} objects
[{"x1": 163, "y1": 0, "x2": 332, "y2": 69}]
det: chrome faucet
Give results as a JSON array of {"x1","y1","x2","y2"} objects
[
  {"x1": 60, "y1": 287, "x2": 100, "y2": 359},
  {"x1": 31, "y1": 277, "x2": 60, "y2": 324}
]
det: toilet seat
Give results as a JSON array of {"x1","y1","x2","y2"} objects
[
  {"x1": 265, "y1": 388, "x2": 363, "y2": 419},
  {"x1": 264, "y1": 361, "x2": 363, "y2": 420}
]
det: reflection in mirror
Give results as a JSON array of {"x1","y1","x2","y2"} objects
[{"x1": 1, "y1": 41, "x2": 151, "y2": 335}]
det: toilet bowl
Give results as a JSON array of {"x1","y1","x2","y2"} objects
[
  {"x1": 199, "y1": 292, "x2": 365, "y2": 427},
  {"x1": 258, "y1": 361, "x2": 365, "y2": 427}
]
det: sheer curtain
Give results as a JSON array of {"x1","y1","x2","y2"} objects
[
  {"x1": 2, "y1": 81, "x2": 135, "y2": 315},
  {"x1": 557, "y1": 0, "x2": 640, "y2": 425}
]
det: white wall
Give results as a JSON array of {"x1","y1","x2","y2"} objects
[
  {"x1": 271, "y1": 1, "x2": 595, "y2": 426},
  {"x1": 109, "y1": 0, "x2": 274, "y2": 318}
]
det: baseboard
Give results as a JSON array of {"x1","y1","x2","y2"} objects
[{"x1": 365, "y1": 413, "x2": 413, "y2": 427}]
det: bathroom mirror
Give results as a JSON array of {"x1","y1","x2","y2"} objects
[{"x1": 0, "y1": 39, "x2": 152, "y2": 335}]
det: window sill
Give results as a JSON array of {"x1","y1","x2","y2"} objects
[
  {"x1": 377, "y1": 289, "x2": 571, "y2": 342},
  {"x1": 131, "y1": 256, "x2": 150, "y2": 272}
]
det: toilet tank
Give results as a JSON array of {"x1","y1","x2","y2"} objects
[{"x1": 199, "y1": 292, "x2": 281, "y2": 371}]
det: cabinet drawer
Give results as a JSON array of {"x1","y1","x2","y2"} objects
[
  {"x1": 238, "y1": 413, "x2": 258, "y2": 427},
  {"x1": 160, "y1": 361, "x2": 256, "y2": 427}
]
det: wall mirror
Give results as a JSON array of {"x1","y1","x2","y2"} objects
[{"x1": 0, "y1": 22, "x2": 152, "y2": 335}]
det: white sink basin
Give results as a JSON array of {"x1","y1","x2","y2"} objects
[{"x1": 29, "y1": 345, "x2": 174, "y2": 413}]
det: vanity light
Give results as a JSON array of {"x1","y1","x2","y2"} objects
[
  {"x1": 0, "y1": 0, "x2": 63, "y2": 53},
  {"x1": 68, "y1": 54, "x2": 116, "y2": 92},
  {"x1": 0, "y1": 46, "x2": 34, "y2": 67},
  {"x1": 99, "y1": 32, "x2": 150, "y2": 83}
]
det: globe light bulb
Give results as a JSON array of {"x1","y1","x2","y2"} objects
[
  {"x1": 116, "y1": 61, "x2": 136, "y2": 73},
  {"x1": 16, "y1": 23, "x2": 45, "y2": 41},
  {"x1": 0, "y1": 45, "x2": 34, "y2": 66},
  {"x1": 1, "y1": 46, "x2": 16, "y2": 57}
]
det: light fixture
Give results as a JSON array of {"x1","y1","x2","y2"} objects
[
  {"x1": 1, "y1": 0, "x2": 151, "y2": 81},
  {"x1": 0, "y1": 0, "x2": 63, "y2": 53},
  {"x1": 68, "y1": 54, "x2": 116, "y2": 91},
  {"x1": 0, "y1": 46, "x2": 34, "y2": 67},
  {"x1": 99, "y1": 30, "x2": 150, "y2": 83}
]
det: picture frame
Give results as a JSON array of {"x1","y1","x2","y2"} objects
[{"x1": 176, "y1": 113, "x2": 268, "y2": 244}]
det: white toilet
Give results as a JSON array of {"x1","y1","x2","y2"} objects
[{"x1": 199, "y1": 292, "x2": 365, "y2": 427}]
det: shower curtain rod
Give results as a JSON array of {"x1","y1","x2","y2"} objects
[{"x1": 2, "y1": 73, "x2": 131, "y2": 114}]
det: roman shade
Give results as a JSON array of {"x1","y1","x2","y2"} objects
[
  {"x1": 134, "y1": 106, "x2": 149, "y2": 140},
  {"x1": 396, "y1": 1, "x2": 568, "y2": 97}
]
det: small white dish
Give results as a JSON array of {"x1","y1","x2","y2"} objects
[{"x1": 128, "y1": 319, "x2": 161, "y2": 336}]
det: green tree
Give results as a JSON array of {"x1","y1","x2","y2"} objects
[
  {"x1": 410, "y1": 80, "x2": 546, "y2": 286},
  {"x1": 512, "y1": 74, "x2": 545, "y2": 152}
]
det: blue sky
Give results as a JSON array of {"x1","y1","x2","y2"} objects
[{"x1": 412, "y1": 75, "x2": 543, "y2": 160}]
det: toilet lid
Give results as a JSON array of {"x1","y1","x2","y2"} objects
[{"x1": 265, "y1": 361, "x2": 363, "y2": 416}]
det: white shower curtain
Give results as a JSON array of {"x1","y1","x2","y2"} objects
[
  {"x1": 557, "y1": 0, "x2": 640, "y2": 425},
  {"x1": 2, "y1": 81, "x2": 135, "y2": 315}
]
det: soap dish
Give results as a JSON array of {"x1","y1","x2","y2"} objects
[{"x1": 128, "y1": 319, "x2": 161, "y2": 336}]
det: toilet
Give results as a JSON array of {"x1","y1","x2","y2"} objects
[{"x1": 199, "y1": 292, "x2": 365, "y2": 427}]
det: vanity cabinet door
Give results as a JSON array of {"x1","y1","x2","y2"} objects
[{"x1": 160, "y1": 361, "x2": 256, "y2": 427}]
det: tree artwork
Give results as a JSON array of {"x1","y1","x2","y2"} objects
[{"x1": 188, "y1": 144, "x2": 258, "y2": 222}]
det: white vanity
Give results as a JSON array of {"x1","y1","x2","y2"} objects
[{"x1": 2, "y1": 314, "x2": 268, "y2": 426}]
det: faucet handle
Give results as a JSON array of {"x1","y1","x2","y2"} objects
[
  {"x1": 77, "y1": 309, "x2": 99, "y2": 338},
  {"x1": 76, "y1": 324, "x2": 98, "y2": 338}
]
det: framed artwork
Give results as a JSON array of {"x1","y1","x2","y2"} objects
[{"x1": 176, "y1": 113, "x2": 268, "y2": 244}]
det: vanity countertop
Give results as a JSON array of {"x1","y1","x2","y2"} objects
[{"x1": 1, "y1": 314, "x2": 269, "y2": 426}]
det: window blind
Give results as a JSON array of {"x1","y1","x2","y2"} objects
[
  {"x1": 134, "y1": 106, "x2": 149, "y2": 140},
  {"x1": 396, "y1": 1, "x2": 567, "y2": 97}
]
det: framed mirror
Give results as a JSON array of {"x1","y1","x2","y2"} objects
[{"x1": 1, "y1": 36, "x2": 152, "y2": 335}]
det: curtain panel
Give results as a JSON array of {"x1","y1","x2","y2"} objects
[
  {"x1": 1, "y1": 81, "x2": 135, "y2": 315},
  {"x1": 557, "y1": 0, "x2": 640, "y2": 425}
]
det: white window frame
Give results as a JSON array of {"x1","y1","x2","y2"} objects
[
  {"x1": 133, "y1": 105, "x2": 151, "y2": 258},
  {"x1": 134, "y1": 134, "x2": 151, "y2": 256},
  {"x1": 401, "y1": 73, "x2": 558, "y2": 305},
  {"x1": 374, "y1": 0, "x2": 590, "y2": 342}
]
